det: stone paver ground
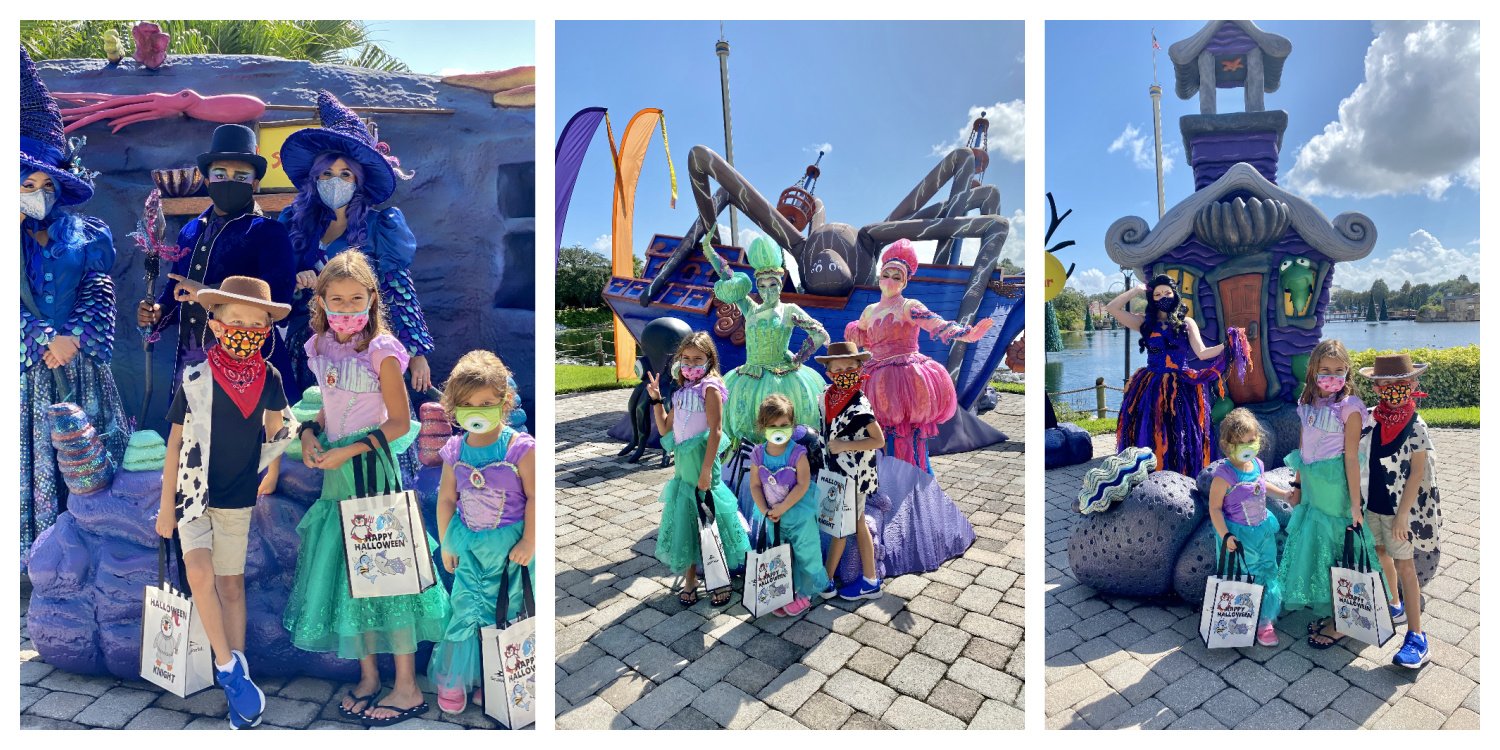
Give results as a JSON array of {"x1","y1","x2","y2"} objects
[
  {"x1": 1046, "y1": 429, "x2": 1481, "y2": 730},
  {"x1": 20, "y1": 584, "x2": 516, "y2": 730},
  {"x1": 556, "y1": 388, "x2": 1025, "y2": 730}
]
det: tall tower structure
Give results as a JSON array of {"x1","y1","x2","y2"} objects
[{"x1": 716, "y1": 27, "x2": 739, "y2": 246}]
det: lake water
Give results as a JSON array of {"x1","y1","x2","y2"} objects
[{"x1": 1046, "y1": 320, "x2": 1480, "y2": 414}]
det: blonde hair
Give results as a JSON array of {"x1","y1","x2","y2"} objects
[
  {"x1": 673, "y1": 331, "x2": 721, "y2": 386},
  {"x1": 756, "y1": 393, "x2": 796, "y2": 431},
  {"x1": 1217, "y1": 408, "x2": 1264, "y2": 456},
  {"x1": 310, "y1": 250, "x2": 388, "y2": 352},
  {"x1": 1300, "y1": 339, "x2": 1354, "y2": 405},
  {"x1": 441, "y1": 350, "x2": 515, "y2": 419}
]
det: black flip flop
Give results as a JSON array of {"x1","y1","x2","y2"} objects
[
  {"x1": 679, "y1": 585, "x2": 700, "y2": 606},
  {"x1": 1307, "y1": 617, "x2": 1330, "y2": 635},
  {"x1": 1307, "y1": 624, "x2": 1345, "y2": 650},
  {"x1": 709, "y1": 588, "x2": 732, "y2": 607},
  {"x1": 338, "y1": 690, "x2": 378, "y2": 720},
  {"x1": 362, "y1": 701, "x2": 428, "y2": 727}
]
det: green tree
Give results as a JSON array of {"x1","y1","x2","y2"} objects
[
  {"x1": 1369, "y1": 278, "x2": 1390, "y2": 305},
  {"x1": 1365, "y1": 293, "x2": 1377, "y2": 322},
  {"x1": 22, "y1": 20, "x2": 409, "y2": 71},
  {"x1": 557, "y1": 245, "x2": 613, "y2": 309},
  {"x1": 1084, "y1": 306, "x2": 1094, "y2": 332},
  {"x1": 1044, "y1": 302, "x2": 1064, "y2": 352},
  {"x1": 1053, "y1": 287, "x2": 1088, "y2": 331},
  {"x1": 1378, "y1": 297, "x2": 1389, "y2": 321}
]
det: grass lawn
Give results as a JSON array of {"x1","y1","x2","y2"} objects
[
  {"x1": 557, "y1": 365, "x2": 639, "y2": 395},
  {"x1": 990, "y1": 380, "x2": 1025, "y2": 395},
  {"x1": 1058, "y1": 406, "x2": 1480, "y2": 437}
]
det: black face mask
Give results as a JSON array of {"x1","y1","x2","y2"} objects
[
  {"x1": 207, "y1": 180, "x2": 254, "y2": 216},
  {"x1": 1153, "y1": 295, "x2": 1178, "y2": 313}
]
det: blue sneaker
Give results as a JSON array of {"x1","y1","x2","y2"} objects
[
  {"x1": 837, "y1": 577, "x2": 882, "y2": 601},
  {"x1": 821, "y1": 581, "x2": 838, "y2": 600},
  {"x1": 1392, "y1": 631, "x2": 1429, "y2": 669},
  {"x1": 1390, "y1": 602, "x2": 1407, "y2": 625},
  {"x1": 221, "y1": 650, "x2": 265, "y2": 728}
]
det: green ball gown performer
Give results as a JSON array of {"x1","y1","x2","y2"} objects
[
  {"x1": 703, "y1": 232, "x2": 830, "y2": 444},
  {"x1": 19, "y1": 47, "x2": 128, "y2": 562},
  {"x1": 279, "y1": 91, "x2": 434, "y2": 395}
]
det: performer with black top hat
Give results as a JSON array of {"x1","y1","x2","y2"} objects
[{"x1": 137, "y1": 123, "x2": 299, "y2": 406}]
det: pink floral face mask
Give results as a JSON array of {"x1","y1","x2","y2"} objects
[
  {"x1": 325, "y1": 305, "x2": 369, "y2": 335},
  {"x1": 1316, "y1": 374, "x2": 1346, "y2": 394}
]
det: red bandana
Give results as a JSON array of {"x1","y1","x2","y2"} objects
[
  {"x1": 206, "y1": 344, "x2": 267, "y2": 419},
  {"x1": 1372, "y1": 391, "x2": 1426, "y2": 445},
  {"x1": 823, "y1": 374, "x2": 868, "y2": 425}
]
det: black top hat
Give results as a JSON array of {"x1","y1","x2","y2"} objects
[{"x1": 196, "y1": 124, "x2": 268, "y2": 179}]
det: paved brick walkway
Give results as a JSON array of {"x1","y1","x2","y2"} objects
[
  {"x1": 1045, "y1": 429, "x2": 1481, "y2": 729},
  {"x1": 555, "y1": 388, "x2": 1025, "y2": 730},
  {"x1": 20, "y1": 587, "x2": 511, "y2": 730}
]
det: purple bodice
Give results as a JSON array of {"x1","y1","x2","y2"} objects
[
  {"x1": 751, "y1": 443, "x2": 806, "y2": 507},
  {"x1": 439, "y1": 431, "x2": 534, "y2": 530},
  {"x1": 670, "y1": 377, "x2": 727, "y2": 443},
  {"x1": 1214, "y1": 458, "x2": 1268, "y2": 526},
  {"x1": 1296, "y1": 395, "x2": 1368, "y2": 464},
  {"x1": 1142, "y1": 322, "x2": 1198, "y2": 372}
]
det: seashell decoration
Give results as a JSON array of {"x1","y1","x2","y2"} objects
[
  {"x1": 151, "y1": 166, "x2": 204, "y2": 197},
  {"x1": 1193, "y1": 195, "x2": 1291, "y2": 255},
  {"x1": 50, "y1": 402, "x2": 117, "y2": 495},
  {"x1": 418, "y1": 401, "x2": 453, "y2": 467}
]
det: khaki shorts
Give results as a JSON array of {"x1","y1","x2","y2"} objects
[
  {"x1": 178, "y1": 506, "x2": 254, "y2": 575},
  {"x1": 1366, "y1": 511, "x2": 1414, "y2": 560}
]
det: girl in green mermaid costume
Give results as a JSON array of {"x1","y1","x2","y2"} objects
[{"x1": 702, "y1": 232, "x2": 830, "y2": 444}]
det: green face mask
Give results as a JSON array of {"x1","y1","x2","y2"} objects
[
  {"x1": 1231, "y1": 442, "x2": 1261, "y2": 464},
  {"x1": 454, "y1": 405, "x2": 506, "y2": 434},
  {"x1": 764, "y1": 426, "x2": 795, "y2": 446}
]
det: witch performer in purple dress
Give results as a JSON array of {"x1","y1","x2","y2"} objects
[
  {"x1": 18, "y1": 48, "x2": 128, "y2": 561},
  {"x1": 279, "y1": 91, "x2": 434, "y2": 395}
]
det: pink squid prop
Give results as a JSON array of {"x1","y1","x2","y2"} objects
[{"x1": 54, "y1": 90, "x2": 267, "y2": 134}]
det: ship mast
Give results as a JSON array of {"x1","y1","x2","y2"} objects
[{"x1": 716, "y1": 23, "x2": 739, "y2": 246}]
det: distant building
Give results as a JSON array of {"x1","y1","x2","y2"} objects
[{"x1": 1443, "y1": 293, "x2": 1480, "y2": 321}]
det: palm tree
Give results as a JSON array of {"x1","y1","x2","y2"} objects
[{"x1": 22, "y1": 20, "x2": 409, "y2": 72}]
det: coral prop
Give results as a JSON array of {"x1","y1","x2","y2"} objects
[
  {"x1": 122, "y1": 429, "x2": 166, "y2": 472},
  {"x1": 418, "y1": 401, "x2": 452, "y2": 467},
  {"x1": 50, "y1": 403, "x2": 116, "y2": 495},
  {"x1": 1078, "y1": 447, "x2": 1156, "y2": 514}
]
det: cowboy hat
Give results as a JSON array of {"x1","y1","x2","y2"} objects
[
  {"x1": 1357, "y1": 353, "x2": 1429, "y2": 380},
  {"x1": 197, "y1": 276, "x2": 291, "y2": 322},
  {"x1": 814, "y1": 341, "x2": 873, "y2": 365}
]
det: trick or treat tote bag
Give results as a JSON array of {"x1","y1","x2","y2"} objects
[
  {"x1": 1198, "y1": 544, "x2": 1264, "y2": 649},
  {"x1": 1330, "y1": 526, "x2": 1396, "y2": 648},
  {"x1": 696, "y1": 490, "x2": 733, "y2": 592},
  {"x1": 140, "y1": 539, "x2": 214, "y2": 697},
  {"x1": 745, "y1": 521, "x2": 794, "y2": 618},
  {"x1": 339, "y1": 432, "x2": 436, "y2": 599},
  {"x1": 482, "y1": 563, "x2": 537, "y2": 729}
]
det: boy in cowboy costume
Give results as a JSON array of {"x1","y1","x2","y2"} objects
[
  {"x1": 155, "y1": 276, "x2": 298, "y2": 728},
  {"x1": 814, "y1": 341, "x2": 886, "y2": 601},
  {"x1": 1359, "y1": 353, "x2": 1443, "y2": 668},
  {"x1": 138, "y1": 124, "x2": 299, "y2": 405}
]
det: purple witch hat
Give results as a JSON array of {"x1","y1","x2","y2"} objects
[
  {"x1": 279, "y1": 90, "x2": 408, "y2": 204},
  {"x1": 20, "y1": 47, "x2": 94, "y2": 207}
]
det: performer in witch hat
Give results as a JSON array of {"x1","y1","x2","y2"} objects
[
  {"x1": 279, "y1": 90, "x2": 434, "y2": 395},
  {"x1": 138, "y1": 123, "x2": 298, "y2": 406},
  {"x1": 19, "y1": 47, "x2": 129, "y2": 562}
]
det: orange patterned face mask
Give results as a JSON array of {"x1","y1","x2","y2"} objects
[{"x1": 214, "y1": 324, "x2": 270, "y2": 359}]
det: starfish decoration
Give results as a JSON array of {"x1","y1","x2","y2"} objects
[{"x1": 1221, "y1": 57, "x2": 1245, "y2": 73}]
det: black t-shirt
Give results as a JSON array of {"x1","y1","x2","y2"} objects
[
  {"x1": 1365, "y1": 418, "x2": 1409, "y2": 516},
  {"x1": 169, "y1": 363, "x2": 288, "y2": 509}
]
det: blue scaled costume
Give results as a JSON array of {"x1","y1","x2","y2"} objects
[
  {"x1": 278, "y1": 90, "x2": 434, "y2": 394},
  {"x1": 19, "y1": 47, "x2": 127, "y2": 561}
]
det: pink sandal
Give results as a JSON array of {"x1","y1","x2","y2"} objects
[{"x1": 437, "y1": 685, "x2": 467, "y2": 714}]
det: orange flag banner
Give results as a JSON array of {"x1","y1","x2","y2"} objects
[{"x1": 608, "y1": 108, "x2": 671, "y2": 380}]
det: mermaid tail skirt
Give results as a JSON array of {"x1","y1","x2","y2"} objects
[
  {"x1": 655, "y1": 432, "x2": 751, "y2": 576},
  {"x1": 428, "y1": 518, "x2": 530, "y2": 692},
  {"x1": 1278, "y1": 450, "x2": 1381, "y2": 612}
]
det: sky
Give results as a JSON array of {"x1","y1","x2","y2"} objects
[
  {"x1": 366, "y1": 20, "x2": 534, "y2": 75},
  {"x1": 1047, "y1": 20, "x2": 1480, "y2": 296},
  {"x1": 556, "y1": 20, "x2": 1026, "y2": 279}
]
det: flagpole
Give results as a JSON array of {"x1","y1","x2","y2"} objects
[{"x1": 1150, "y1": 28, "x2": 1166, "y2": 220}]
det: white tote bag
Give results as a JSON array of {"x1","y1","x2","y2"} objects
[
  {"x1": 696, "y1": 490, "x2": 733, "y2": 592},
  {"x1": 744, "y1": 521, "x2": 794, "y2": 618},
  {"x1": 1198, "y1": 544, "x2": 1264, "y2": 649},
  {"x1": 1330, "y1": 526, "x2": 1396, "y2": 647},
  {"x1": 816, "y1": 469, "x2": 857, "y2": 538},
  {"x1": 139, "y1": 540, "x2": 215, "y2": 698},
  {"x1": 339, "y1": 432, "x2": 436, "y2": 599},
  {"x1": 482, "y1": 563, "x2": 537, "y2": 729}
]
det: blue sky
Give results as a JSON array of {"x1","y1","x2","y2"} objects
[
  {"x1": 557, "y1": 20, "x2": 1026, "y2": 277},
  {"x1": 367, "y1": 21, "x2": 533, "y2": 75},
  {"x1": 1047, "y1": 20, "x2": 1480, "y2": 295}
]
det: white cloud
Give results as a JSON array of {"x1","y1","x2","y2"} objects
[
  {"x1": 929, "y1": 100, "x2": 1025, "y2": 163},
  {"x1": 590, "y1": 234, "x2": 612, "y2": 254},
  {"x1": 1283, "y1": 21, "x2": 1480, "y2": 199},
  {"x1": 1068, "y1": 267, "x2": 1115, "y2": 295},
  {"x1": 1333, "y1": 229, "x2": 1480, "y2": 291},
  {"x1": 999, "y1": 208, "x2": 1025, "y2": 268},
  {"x1": 1107, "y1": 123, "x2": 1178, "y2": 174},
  {"x1": 805, "y1": 142, "x2": 832, "y2": 157},
  {"x1": 435, "y1": 67, "x2": 473, "y2": 77}
]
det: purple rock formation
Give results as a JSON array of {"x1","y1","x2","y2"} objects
[
  {"x1": 1068, "y1": 471, "x2": 1203, "y2": 597},
  {"x1": 26, "y1": 458, "x2": 446, "y2": 682}
]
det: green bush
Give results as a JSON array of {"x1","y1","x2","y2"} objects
[
  {"x1": 556, "y1": 307, "x2": 614, "y2": 329},
  {"x1": 1347, "y1": 344, "x2": 1479, "y2": 408}
]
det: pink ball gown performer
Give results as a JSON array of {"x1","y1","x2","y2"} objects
[{"x1": 844, "y1": 240, "x2": 993, "y2": 470}]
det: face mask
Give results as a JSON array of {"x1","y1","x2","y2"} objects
[
  {"x1": 324, "y1": 304, "x2": 370, "y2": 335},
  {"x1": 19, "y1": 189, "x2": 55, "y2": 220},
  {"x1": 879, "y1": 276, "x2": 904, "y2": 295},
  {"x1": 207, "y1": 180, "x2": 254, "y2": 215},
  {"x1": 1316, "y1": 374, "x2": 1346, "y2": 394},
  {"x1": 830, "y1": 369, "x2": 863, "y2": 390},
  {"x1": 1153, "y1": 295, "x2": 1178, "y2": 313},
  {"x1": 764, "y1": 426, "x2": 795, "y2": 445},
  {"x1": 679, "y1": 364, "x2": 707, "y2": 381},
  {"x1": 214, "y1": 324, "x2": 269, "y2": 359},
  {"x1": 317, "y1": 177, "x2": 356, "y2": 209},
  {"x1": 1231, "y1": 442, "x2": 1260, "y2": 464},
  {"x1": 453, "y1": 405, "x2": 506, "y2": 434},
  {"x1": 1377, "y1": 382, "x2": 1415, "y2": 407}
]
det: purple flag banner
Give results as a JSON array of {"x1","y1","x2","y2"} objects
[{"x1": 555, "y1": 106, "x2": 608, "y2": 262}]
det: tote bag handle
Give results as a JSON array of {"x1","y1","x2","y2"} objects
[
  {"x1": 496, "y1": 560, "x2": 536, "y2": 625},
  {"x1": 351, "y1": 429, "x2": 397, "y2": 498}
]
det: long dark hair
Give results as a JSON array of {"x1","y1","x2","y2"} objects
[
  {"x1": 282, "y1": 153, "x2": 374, "y2": 257},
  {"x1": 1139, "y1": 274, "x2": 1189, "y2": 353}
]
